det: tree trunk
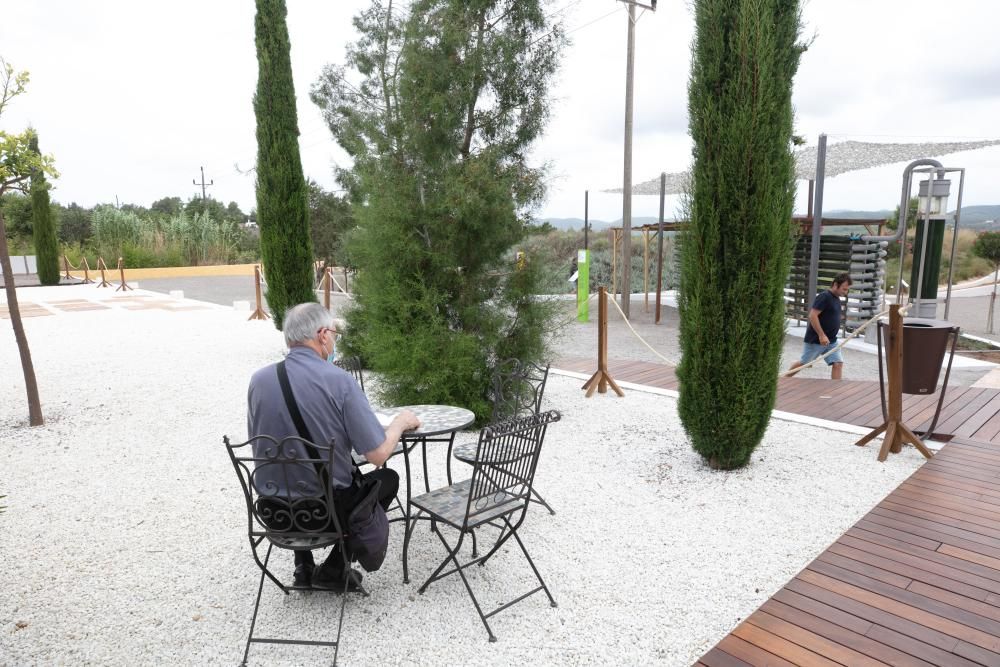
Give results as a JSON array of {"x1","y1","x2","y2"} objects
[{"x1": 0, "y1": 209, "x2": 44, "y2": 425}]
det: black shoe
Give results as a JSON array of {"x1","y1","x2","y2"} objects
[
  {"x1": 312, "y1": 562, "x2": 364, "y2": 592},
  {"x1": 292, "y1": 563, "x2": 314, "y2": 588}
]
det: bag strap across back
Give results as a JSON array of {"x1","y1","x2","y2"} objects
[{"x1": 276, "y1": 360, "x2": 327, "y2": 480}]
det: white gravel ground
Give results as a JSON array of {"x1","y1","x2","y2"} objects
[{"x1": 0, "y1": 286, "x2": 927, "y2": 666}]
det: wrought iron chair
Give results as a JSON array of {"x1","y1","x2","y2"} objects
[
  {"x1": 223, "y1": 434, "x2": 364, "y2": 666},
  {"x1": 452, "y1": 359, "x2": 555, "y2": 514},
  {"x1": 408, "y1": 410, "x2": 561, "y2": 642},
  {"x1": 333, "y1": 355, "x2": 365, "y2": 394}
]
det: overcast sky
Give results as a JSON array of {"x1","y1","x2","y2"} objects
[{"x1": 3, "y1": 0, "x2": 999, "y2": 222}]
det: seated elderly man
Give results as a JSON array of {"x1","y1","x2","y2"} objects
[{"x1": 247, "y1": 302, "x2": 420, "y2": 589}]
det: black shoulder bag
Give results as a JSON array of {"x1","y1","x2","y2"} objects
[{"x1": 275, "y1": 360, "x2": 389, "y2": 572}]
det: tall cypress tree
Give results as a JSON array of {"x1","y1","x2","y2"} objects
[
  {"x1": 253, "y1": 0, "x2": 314, "y2": 329},
  {"x1": 29, "y1": 132, "x2": 59, "y2": 285},
  {"x1": 677, "y1": 0, "x2": 804, "y2": 469}
]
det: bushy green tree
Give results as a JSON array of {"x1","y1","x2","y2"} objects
[
  {"x1": 677, "y1": 0, "x2": 804, "y2": 469},
  {"x1": 886, "y1": 196, "x2": 919, "y2": 232},
  {"x1": 1, "y1": 192, "x2": 32, "y2": 239},
  {"x1": 58, "y1": 202, "x2": 92, "y2": 248},
  {"x1": 312, "y1": 0, "x2": 564, "y2": 418},
  {"x1": 307, "y1": 180, "x2": 353, "y2": 268},
  {"x1": 29, "y1": 133, "x2": 59, "y2": 285},
  {"x1": 253, "y1": 0, "x2": 315, "y2": 328},
  {"x1": 151, "y1": 196, "x2": 183, "y2": 218}
]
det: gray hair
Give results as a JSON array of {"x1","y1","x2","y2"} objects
[{"x1": 283, "y1": 302, "x2": 334, "y2": 348}]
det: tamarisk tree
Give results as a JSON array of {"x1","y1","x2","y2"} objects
[
  {"x1": 312, "y1": 0, "x2": 565, "y2": 419},
  {"x1": 253, "y1": 0, "x2": 315, "y2": 329},
  {"x1": 0, "y1": 59, "x2": 57, "y2": 426},
  {"x1": 677, "y1": 0, "x2": 805, "y2": 469}
]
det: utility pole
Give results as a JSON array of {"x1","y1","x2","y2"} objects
[
  {"x1": 617, "y1": 0, "x2": 656, "y2": 319},
  {"x1": 192, "y1": 165, "x2": 214, "y2": 201}
]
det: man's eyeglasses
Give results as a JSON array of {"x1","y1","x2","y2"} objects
[{"x1": 318, "y1": 327, "x2": 336, "y2": 337}]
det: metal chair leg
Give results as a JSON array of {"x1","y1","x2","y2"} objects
[
  {"x1": 530, "y1": 487, "x2": 555, "y2": 515},
  {"x1": 242, "y1": 543, "x2": 274, "y2": 666},
  {"x1": 506, "y1": 517, "x2": 557, "y2": 608},
  {"x1": 420, "y1": 529, "x2": 497, "y2": 642}
]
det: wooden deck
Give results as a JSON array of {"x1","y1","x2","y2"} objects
[
  {"x1": 554, "y1": 357, "x2": 1000, "y2": 446},
  {"x1": 695, "y1": 437, "x2": 1000, "y2": 667}
]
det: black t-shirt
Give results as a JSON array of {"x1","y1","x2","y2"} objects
[{"x1": 804, "y1": 289, "x2": 842, "y2": 344}]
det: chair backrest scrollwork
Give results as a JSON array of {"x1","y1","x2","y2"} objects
[
  {"x1": 489, "y1": 359, "x2": 550, "y2": 421},
  {"x1": 223, "y1": 434, "x2": 344, "y2": 540}
]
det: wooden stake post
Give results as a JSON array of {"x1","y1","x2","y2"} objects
[
  {"x1": 96, "y1": 257, "x2": 111, "y2": 288},
  {"x1": 855, "y1": 305, "x2": 934, "y2": 461},
  {"x1": 582, "y1": 287, "x2": 624, "y2": 398},
  {"x1": 114, "y1": 257, "x2": 134, "y2": 292},
  {"x1": 248, "y1": 264, "x2": 269, "y2": 321},
  {"x1": 323, "y1": 267, "x2": 332, "y2": 310}
]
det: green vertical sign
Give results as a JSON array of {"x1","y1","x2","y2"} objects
[{"x1": 577, "y1": 249, "x2": 589, "y2": 322}]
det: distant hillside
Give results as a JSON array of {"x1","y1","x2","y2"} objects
[
  {"x1": 535, "y1": 216, "x2": 664, "y2": 231},
  {"x1": 825, "y1": 206, "x2": 1000, "y2": 230},
  {"x1": 952, "y1": 205, "x2": 1000, "y2": 229},
  {"x1": 824, "y1": 209, "x2": 893, "y2": 220},
  {"x1": 539, "y1": 206, "x2": 1000, "y2": 232}
]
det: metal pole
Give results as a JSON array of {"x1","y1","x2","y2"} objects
[
  {"x1": 807, "y1": 134, "x2": 827, "y2": 304},
  {"x1": 913, "y1": 171, "x2": 939, "y2": 318},
  {"x1": 943, "y1": 168, "x2": 965, "y2": 321},
  {"x1": 620, "y1": 1, "x2": 636, "y2": 319},
  {"x1": 584, "y1": 190, "x2": 589, "y2": 252},
  {"x1": 655, "y1": 172, "x2": 666, "y2": 324}
]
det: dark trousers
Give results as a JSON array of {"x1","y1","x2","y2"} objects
[{"x1": 294, "y1": 467, "x2": 399, "y2": 568}]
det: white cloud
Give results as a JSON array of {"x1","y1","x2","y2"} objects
[{"x1": 2, "y1": 0, "x2": 998, "y2": 222}]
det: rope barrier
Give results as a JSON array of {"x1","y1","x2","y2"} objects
[
  {"x1": 587, "y1": 289, "x2": 914, "y2": 380},
  {"x1": 605, "y1": 295, "x2": 678, "y2": 365}
]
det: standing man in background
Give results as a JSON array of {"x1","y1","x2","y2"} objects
[{"x1": 787, "y1": 272, "x2": 853, "y2": 380}]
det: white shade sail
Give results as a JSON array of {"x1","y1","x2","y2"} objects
[{"x1": 608, "y1": 139, "x2": 1000, "y2": 195}]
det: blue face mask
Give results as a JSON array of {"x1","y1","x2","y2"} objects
[{"x1": 327, "y1": 338, "x2": 337, "y2": 364}]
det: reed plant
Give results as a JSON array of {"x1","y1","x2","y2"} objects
[{"x1": 89, "y1": 205, "x2": 243, "y2": 267}]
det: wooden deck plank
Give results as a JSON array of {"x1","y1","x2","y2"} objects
[
  {"x1": 696, "y1": 437, "x2": 1000, "y2": 666},
  {"x1": 957, "y1": 393, "x2": 1000, "y2": 438}
]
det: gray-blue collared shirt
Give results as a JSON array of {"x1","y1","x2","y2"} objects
[{"x1": 247, "y1": 346, "x2": 385, "y2": 492}]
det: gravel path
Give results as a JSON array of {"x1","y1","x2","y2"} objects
[{"x1": 0, "y1": 285, "x2": 927, "y2": 665}]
